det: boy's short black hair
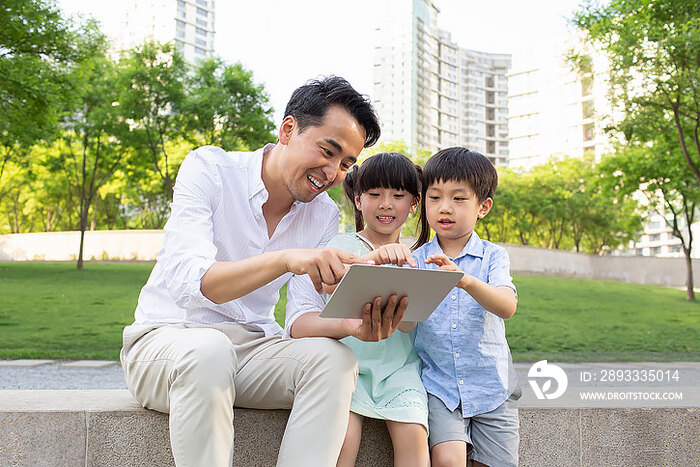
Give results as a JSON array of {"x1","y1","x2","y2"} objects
[
  {"x1": 284, "y1": 76, "x2": 380, "y2": 148},
  {"x1": 415, "y1": 147, "x2": 498, "y2": 248},
  {"x1": 422, "y1": 147, "x2": 498, "y2": 202}
]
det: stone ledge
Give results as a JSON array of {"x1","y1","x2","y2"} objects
[{"x1": 0, "y1": 390, "x2": 698, "y2": 466}]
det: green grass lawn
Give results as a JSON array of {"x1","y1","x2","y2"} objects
[{"x1": 0, "y1": 262, "x2": 698, "y2": 361}]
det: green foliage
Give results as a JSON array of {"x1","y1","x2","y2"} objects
[
  {"x1": 118, "y1": 41, "x2": 188, "y2": 195},
  {"x1": 573, "y1": 0, "x2": 700, "y2": 184},
  {"x1": 0, "y1": 5, "x2": 275, "y2": 236},
  {"x1": 183, "y1": 58, "x2": 275, "y2": 151},
  {"x1": 479, "y1": 156, "x2": 641, "y2": 254}
]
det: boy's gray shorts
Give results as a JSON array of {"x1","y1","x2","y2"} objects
[{"x1": 427, "y1": 393, "x2": 519, "y2": 467}]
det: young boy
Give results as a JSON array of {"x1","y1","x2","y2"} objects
[{"x1": 413, "y1": 147, "x2": 520, "y2": 467}]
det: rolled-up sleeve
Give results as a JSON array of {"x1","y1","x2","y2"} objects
[
  {"x1": 160, "y1": 149, "x2": 222, "y2": 309},
  {"x1": 283, "y1": 208, "x2": 339, "y2": 336}
]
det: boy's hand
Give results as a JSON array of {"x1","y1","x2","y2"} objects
[
  {"x1": 425, "y1": 254, "x2": 471, "y2": 289},
  {"x1": 366, "y1": 243, "x2": 417, "y2": 267}
]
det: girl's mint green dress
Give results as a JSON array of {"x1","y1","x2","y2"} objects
[{"x1": 327, "y1": 233, "x2": 428, "y2": 430}]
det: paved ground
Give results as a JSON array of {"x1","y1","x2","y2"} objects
[
  {"x1": 1, "y1": 360, "x2": 698, "y2": 392},
  {"x1": 0, "y1": 360, "x2": 126, "y2": 390}
]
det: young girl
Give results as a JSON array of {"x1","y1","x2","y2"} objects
[{"x1": 327, "y1": 152, "x2": 429, "y2": 467}]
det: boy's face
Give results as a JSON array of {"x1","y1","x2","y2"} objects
[
  {"x1": 278, "y1": 106, "x2": 365, "y2": 203},
  {"x1": 425, "y1": 179, "x2": 493, "y2": 252}
]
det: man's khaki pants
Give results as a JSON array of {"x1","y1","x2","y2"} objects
[{"x1": 120, "y1": 323, "x2": 358, "y2": 467}]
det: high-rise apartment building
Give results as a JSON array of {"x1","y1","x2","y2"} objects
[
  {"x1": 118, "y1": 0, "x2": 215, "y2": 63},
  {"x1": 507, "y1": 39, "x2": 613, "y2": 169},
  {"x1": 372, "y1": 0, "x2": 511, "y2": 165}
]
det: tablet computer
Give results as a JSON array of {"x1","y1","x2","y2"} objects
[{"x1": 319, "y1": 264, "x2": 463, "y2": 321}]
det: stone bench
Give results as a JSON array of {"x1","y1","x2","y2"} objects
[{"x1": 1, "y1": 390, "x2": 698, "y2": 466}]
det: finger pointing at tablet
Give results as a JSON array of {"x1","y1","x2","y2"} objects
[{"x1": 283, "y1": 248, "x2": 375, "y2": 292}]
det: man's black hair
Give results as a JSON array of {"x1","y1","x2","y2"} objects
[
  {"x1": 284, "y1": 76, "x2": 380, "y2": 147},
  {"x1": 415, "y1": 147, "x2": 498, "y2": 248}
]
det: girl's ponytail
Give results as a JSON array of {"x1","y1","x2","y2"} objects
[
  {"x1": 343, "y1": 165, "x2": 365, "y2": 232},
  {"x1": 413, "y1": 164, "x2": 431, "y2": 249}
]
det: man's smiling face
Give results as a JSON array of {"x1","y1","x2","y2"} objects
[{"x1": 280, "y1": 105, "x2": 366, "y2": 203}]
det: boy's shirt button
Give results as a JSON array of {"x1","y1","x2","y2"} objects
[
  {"x1": 459, "y1": 379, "x2": 464, "y2": 385},
  {"x1": 451, "y1": 295, "x2": 456, "y2": 300},
  {"x1": 455, "y1": 353, "x2": 460, "y2": 358},
  {"x1": 452, "y1": 323, "x2": 457, "y2": 329}
]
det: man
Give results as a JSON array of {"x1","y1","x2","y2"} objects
[{"x1": 120, "y1": 76, "x2": 408, "y2": 467}]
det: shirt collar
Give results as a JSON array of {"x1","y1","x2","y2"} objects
[
  {"x1": 248, "y1": 143, "x2": 276, "y2": 201},
  {"x1": 427, "y1": 230, "x2": 484, "y2": 260}
]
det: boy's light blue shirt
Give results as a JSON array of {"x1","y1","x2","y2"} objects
[{"x1": 413, "y1": 231, "x2": 518, "y2": 418}]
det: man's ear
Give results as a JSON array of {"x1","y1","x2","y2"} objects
[
  {"x1": 478, "y1": 198, "x2": 493, "y2": 219},
  {"x1": 279, "y1": 116, "x2": 296, "y2": 145}
]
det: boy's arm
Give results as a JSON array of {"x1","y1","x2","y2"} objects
[
  {"x1": 458, "y1": 275, "x2": 517, "y2": 319},
  {"x1": 425, "y1": 253, "x2": 517, "y2": 319}
]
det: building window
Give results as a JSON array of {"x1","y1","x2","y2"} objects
[
  {"x1": 582, "y1": 100, "x2": 595, "y2": 120},
  {"x1": 178, "y1": 0, "x2": 185, "y2": 7},
  {"x1": 649, "y1": 233, "x2": 661, "y2": 242},
  {"x1": 196, "y1": 18, "x2": 207, "y2": 27},
  {"x1": 650, "y1": 246, "x2": 661, "y2": 255},
  {"x1": 197, "y1": 0, "x2": 207, "y2": 5},
  {"x1": 196, "y1": 7, "x2": 207, "y2": 16},
  {"x1": 196, "y1": 27, "x2": 206, "y2": 36},
  {"x1": 583, "y1": 123, "x2": 595, "y2": 142},
  {"x1": 669, "y1": 245, "x2": 682, "y2": 253},
  {"x1": 178, "y1": 8, "x2": 186, "y2": 18},
  {"x1": 635, "y1": 248, "x2": 645, "y2": 256},
  {"x1": 195, "y1": 37, "x2": 207, "y2": 47},
  {"x1": 176, "y1": 29, "x2": 185, "y2": 38}
]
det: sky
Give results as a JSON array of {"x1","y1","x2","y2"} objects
[{"x1": 58, "y1": 0, "x2": 584, "y2": 123}]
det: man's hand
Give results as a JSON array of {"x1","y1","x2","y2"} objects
[
  {"x1": 283, "y1": 248, "x2": 373, "y2": 293},
  {"x1": 365, "y1": 243, "x2": 417, "y2": 267},
  {"x1": 425, "y1": 254, "x2": 470, "y2": 289},
  {"x1": 341, "y1": 294, "x2": 408, "y2": 341}
]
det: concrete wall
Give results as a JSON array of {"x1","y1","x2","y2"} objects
[
  {"x1": 0, "y1": 230, "x2": 164, "y2": 262},
  {"x1": 1, "y1": 390, "x2": 698, "y2": 467},
  {"x1": 502, "y1": 243, "x2": 696, "y2": 288},
  {"x1": 0, "y1": 230, "x2": 696, "y2": 288}
]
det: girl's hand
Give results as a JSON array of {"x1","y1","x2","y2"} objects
[
  {"x1": 425, "y1": 254, "x2": 470, "y2": 289},
  {"x1": 366, "y1": 243, "x2": 417, "y2": 267}
]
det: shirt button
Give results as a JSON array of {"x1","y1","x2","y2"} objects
[
  {"x1": 455, "y1": 353, "x2": 460, "y2": 358},
  {"x1": 452, "y1": 323, "x2": 457, "y2": 329},
  {"x1": 459, "y1": 379, "x2": 464, "y2": 385},
  {"x1": 451, "y1": 295, "x2": 457, "y2": 300}
]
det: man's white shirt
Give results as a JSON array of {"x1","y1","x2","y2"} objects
[{"x1": 132, "y1": 144, "x2": 339, "y2": 336}]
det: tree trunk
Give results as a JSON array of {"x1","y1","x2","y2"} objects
[
  {"x1": 684, "y1": 247, "x2": 695, "y2": 301},
  {"x1": 77, "y1": 207, "x2": 88, "y2": 270}
]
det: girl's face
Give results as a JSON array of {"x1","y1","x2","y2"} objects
[{"x1": 355, "y1": 187, "x2": 418, "y2": 238}]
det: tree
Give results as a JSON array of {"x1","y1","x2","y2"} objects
[
  {"x1": 183, "y1": 58, "x2": 275, "y2": 151},
  {"x1": 48, "y1": 39, "x2": 126, "y2": 269},
  {"x1": 0, "y1": 0, "x2": 89, "y2": 192},
  {"x1": 599, "y1": 129, "x2": 699, "y2": 300},
  {"x1": 118, "y1": 41, "x2": 188, "y2": 195},
  {"x1": 573, "y1": 0, "x2": 700, "y2": 185}
]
